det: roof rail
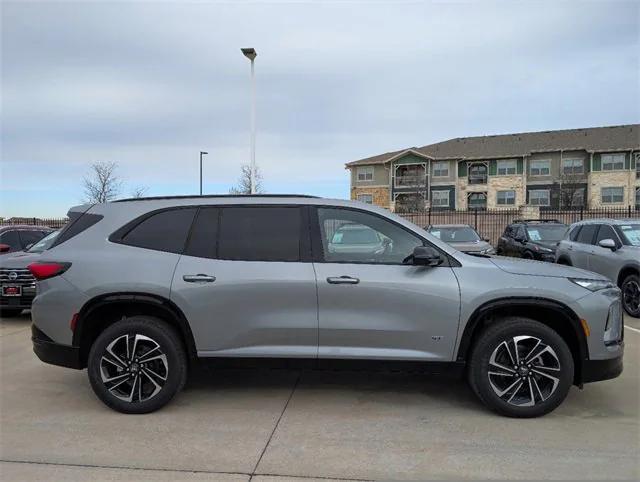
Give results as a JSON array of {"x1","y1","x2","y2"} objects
[
  {"x1": 512, "y1": 219, "x2": 562, "y2": 224},
  {"x1": 113, "y1": 194, "x2": 320, "y2": 203}
]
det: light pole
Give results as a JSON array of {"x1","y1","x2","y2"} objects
[
  {"x1": 241, "y1": 47, "x2": 257, "y2": 194},
  {"x1": 199, "y1": 151, "x2": 208, "y2": 195}
]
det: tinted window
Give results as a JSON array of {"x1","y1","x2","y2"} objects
[
  {"x1": 569, "y1": 226, "x2": 581, "y2": 241},
  {"x1": 317, "y1": 208, "x2": 423, "y2": 264},
  {"x1": 185, "y1": 208, "x2": 219, "y2": 259},
  {"x1": 18, "y1": 230, "x2": 48, "y2": 248},
  {"x1": 27, "y1": 230, "x2": 59, "y2": 253},
  {"x1": 0, "y1": 230, "x2": 21, "y2": 251},
  {"x1": 52, "y1": 212, "x2": 103, "y2": 247},
  {"x1": 576, "y1": 224, "x2": 598, "y2": 244},
  {"x1": 121, "y1": 208, "x2": 196, "y2": 253},
  {"x1": 516, "y1": 226, "x2": 526, "y2": 240},
  {"x1": 218, "y1": 207, "x2": 301, "y2": 261},
  {"x1": 595, "y1": 225, "x2": 618, "y2": 245}
]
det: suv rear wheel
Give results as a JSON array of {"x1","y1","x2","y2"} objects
[
  {"x1": 468, "y1": 317, "x2": 574, "y2": 418},
  {"x1": 87, "y1": 316, "x2": 187, "y2": 414},
  {"x1": 621, "y1": 273, "x2": 640, "y2": 317}
]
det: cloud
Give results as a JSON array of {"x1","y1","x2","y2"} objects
[{"x1": 1, "y1": 0, "x2": 638, "y2": 216}]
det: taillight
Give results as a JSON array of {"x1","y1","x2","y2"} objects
[{"x1": 28, "y1": 262, "x2": 71, "y2": 280}]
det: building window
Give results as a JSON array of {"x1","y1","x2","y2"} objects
[
  {"x1": 357, "y1": 194, "x2": 373, "y2": 204},
  {"x1": 601, "y1": 187, "x2": 624, "y2": 204},
  {"x1": 530, "y1": 160, "x2": 550, "y2": 176},
  {"x1": 601, "y1": 153, "x2": 625, "y2": 171},
  {"x1": 433, "y1": 162, "x2": 449, "y2": 177},
  {"x1": 497, "y1": 160, "x2": 517, "y2": 176},
  {"x1": 529, "y1": 189, "x2": 550, "y2": 206},
  {"x1": 356, "y1": 166, "x2": 374, "y2": 181},
  {"x1": 497, "y1": 190, "x2": 516, "y2": 205},
  {"x1": 431, "y1": 190, "x2": 449, "y2": 207},
  {"x1": 468, "y1": 163, "x2": 488, "y2": 184},
  {"x1": 468, "y1": 192, "x2": 487, "y2": 209},
  {"x1": 562, "y1": 158, "x2": 584, "y2": 175}
]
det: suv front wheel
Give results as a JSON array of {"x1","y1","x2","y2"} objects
[
  {"x1": 468, "y1": 317, "x2": 574, "y2": 418},
  {"x1": 87, "y1": 316, "x2": 187, "y2": 414},
  {"x1": 621, "y1": 273, "x2": 640, "y2": 317}
]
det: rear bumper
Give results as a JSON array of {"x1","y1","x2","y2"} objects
[
  {"x1": 581, "y1": 350, "x2": 624, "y2": 384},
  {"x1": 32, "y1": 325, "x2": 82, "y2": 369}
]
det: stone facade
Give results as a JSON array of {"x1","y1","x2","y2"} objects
[
  {"x1": 487, "y1": 176, "x2": 526, "y2": 209},
  {"x1": 351, "y1": 186, "x2": 390, "y2": 208},
  {"x1": 588, "y1": 171, "x2": 636, "y2": 208}
]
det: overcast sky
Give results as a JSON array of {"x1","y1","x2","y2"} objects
[{"x1": 1, "y1": 0, "x2": 639, "y2": 217}]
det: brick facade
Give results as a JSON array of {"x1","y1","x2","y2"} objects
[
  {"x1": 588, "y1": 171, "x2": 636, "y2": 208},
  {"x1": 351, "y1": 186, "x2": 390, "y2": 208}
]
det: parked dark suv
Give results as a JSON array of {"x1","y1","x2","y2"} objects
[{"x1": 496, "y1": 220, "x2": 568, "y2": 262}]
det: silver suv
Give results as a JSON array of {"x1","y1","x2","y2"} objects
[
  {"x1": 30, "y1": 196, "x2": 624, "y2": 417},
  {"x1": 556, "y1": 219, "x2": 640, "y2": 317}
]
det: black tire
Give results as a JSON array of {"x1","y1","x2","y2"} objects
[
  {"x1": 88, "y1": 316, "x2": 187, "y2": 414},
  {"x1": 557, "y1": 257, "x2": 571, "y2": 266},
  {"x1": 621, "y1": 273, "x2": 640, "y2": 318},
  {"x1": 468, "y1": 317, "x2": 574, "y2": 418},
  {"x1": 0, "y1": 308, "x2": 23, "y2": 317},
  {"x1": 522, "y1": 251, "x2": 534, "y2": 260}
]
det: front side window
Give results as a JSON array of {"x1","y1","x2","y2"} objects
[
  {"x1": 619, "y1": 223, "x2": 640, "y2": 246},
  {"x1": 602, "y1": 153, "x2": 625, "y2": 171},
  {"x1": 497, "y1": 190, "x2": 516, "y2": 205},
  {"x1": 121, "y1": 208, "x2": 197, "y2": 254},
  {"x1": 431, "y1": 190, "x2": 449, "y2": 207},
  {"x1": 601, "y1": 186, "x2": 624, "y2": 204},
  {"x1": 529, "y1": 189, "x2": 550, "y2": 206},
  {"x1": 595, "y1": 224, "x2": 618, "y2": 245},
  {"x1": 218, "y1": 207, "x2": 301, "y2": 262},
  {"x1": 433, "y1": 162, "x2": 449, "y2": 177},
  {"x1": 356, "y1": 194, "x2": 373, "y2": 204},
  {"x1": 526, "y1": 225, "x2": 567, "y2": 242},
  {"x1": 576, "y1": 224, "x2": 598, "y2": 244},
  {"x1": 562, "y1": 158, "x2": 584, "y2": 175},
  {"x1": 317, "y1": 208, "x2": 423, "y2": 264},
  {"x1": 497, "y1": 160, "x2": 517, "y2": 176},
  {"x1": 356, "y1": 166, "x2": 374, "y2": 181},
  {"x1": 530, "y1": 160, "x2": 550, "y2": 176}
]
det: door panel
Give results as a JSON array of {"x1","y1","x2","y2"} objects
[
  {"x1": 172, "y1": 257, "x2": 318, "y2": 357},
  {"x1": 314, "y1": 263, "x2": 461, "y2": 361}
]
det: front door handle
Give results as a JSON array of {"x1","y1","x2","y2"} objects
[
  {"x1": 183, "y1": 274, "x2": 216, "y2": 283},
  {"x1": 327, "y1": 276, "x2": 360, "y2": 285}
]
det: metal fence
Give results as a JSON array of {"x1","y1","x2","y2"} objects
[
  {"x1": 397, "y1": 206, "x2": 639, "y2": 245},
  {"x1": 0, "y1": 218, "x2": 68, "y2": 229}
]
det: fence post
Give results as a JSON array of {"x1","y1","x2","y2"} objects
[
  {"x1": 629, "y1": 205, "x2": 632, "y2": 218},
  {"x1": 32, "y1": 217, "x2": 36, "y2": 225},
  {"x1": 428, "y1": 208, "x2": 431, "y2": 227},
  {"x1": 474, "y1": 208, "x2": 478, "y2": 230},
  {"x1": 580, "y1": 207, "x2": 583, "y2": 221}
]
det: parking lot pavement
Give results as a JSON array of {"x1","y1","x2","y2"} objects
[{"x1": 1, "y1": 313, "x2": 638, "y2": 481}]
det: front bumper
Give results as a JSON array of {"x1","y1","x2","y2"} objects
[
  {"x1": 534, "y1": 252, "x2": 556, "y2": 262},
  {"x1": 32, "y1": 325, "x2": 82, "y2": 369},
  {"x1": 581, "y1": 349, "x2": 624, "y2": 383}
]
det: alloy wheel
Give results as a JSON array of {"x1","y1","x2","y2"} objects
[
  {"x1": 622, "y1": 279, "x2": 640, "y2": 314},
  {"x1": 487, "y1": 335, "x2": 561, "y2": 407},
  {"x1": 100, "y1": 333, "x2": 169, "y2": 403}
]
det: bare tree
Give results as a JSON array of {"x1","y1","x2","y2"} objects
[
  {"x1": 83, "y1": 161, "x2": 122, "y2": 203},
  {"x1": 557, "y1": 172, "x2": 585, "y2": 209},
  {"x1": 395, "y1": 193, "x2": 425, "y2": 213},
  {"x1": 130, "y1": 185, "x2": 149, "y2": 198},
  {"x1": 229, "y1": 164, "x2": 264, "y2": 195}
]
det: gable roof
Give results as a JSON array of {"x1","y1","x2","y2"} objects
[{"x1": 346, "y1": 124, "x2": 640, "y2": 167}]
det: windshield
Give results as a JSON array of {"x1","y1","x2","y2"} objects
[
  {"x1": 526, "y1": 225, "x2": 567, "y2": 242},
  {"x1": 331, "y1": 226, "x2": 380, "y2": 245},
  {"x1": 27, "y1": 230, "x2": 59, "y2": 253},
  {"x1": 619, "y1": 224, "x2": 640, "y2": 246},
  {"x1": 429, "y1": 226, "x2": 480, "y2": 243}
]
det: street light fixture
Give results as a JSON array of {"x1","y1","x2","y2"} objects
[
  {"x1": 241, "y1": 47, "x2": 257, "y2": 194},
  {"x1": 199, "y1": 151, "x2": 208, "y2": 195}
]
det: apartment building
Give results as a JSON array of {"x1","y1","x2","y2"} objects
[{"x1": 347, "y1": 124, "x2": 639, "y2": 211}]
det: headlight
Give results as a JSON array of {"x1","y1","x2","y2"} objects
[
  {"x1": 604, "y1": 300, "x2": 623, "y2": 345},
  {"x1": 569, "y1": 278, "x2": 616, "y2": 292},
  {"x1": 534, "y1": 245, "x2": 553, "y2": 253},
  {"x1": 481, "y1": 247, "x2": 495, "y2": 255}
]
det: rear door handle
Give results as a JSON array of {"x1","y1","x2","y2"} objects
[
  {"x1": 183, "y1": 274, "x2": 216, "y2": 283},
  {"x1": 327, "y1": 276, "x2": 360, "y2": 285}
]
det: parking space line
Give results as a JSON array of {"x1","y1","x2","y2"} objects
[{"x1": 624, "y1": 325, "x2": 640, "y2": 334}]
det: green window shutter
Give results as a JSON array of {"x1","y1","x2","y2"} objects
[
  {"x1": 489, "y1": 160, "x2": 497, "y2": 176},
  {"x1": 625, "y1": 152, "x2": 631, "y2": 170},
  {"x1": 450, "y1": 188, "x2": 456, "y2": 209},
  {"x1": 592, "y1": 154, "x2": 601, "y2": 171},
  {"x1": 458, "y1": 162, "x2": 467, "y2": 177},
  {"x1": 517, "y1": 159, "x2": 523, "y2": 175},
  {"x1": 632, "y1": 153, "x2": 637, "y2": 169}
]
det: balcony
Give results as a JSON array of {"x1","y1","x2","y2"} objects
[
  {"x1": 468, "y1": 163, "x2": 488, "y2": 185},
  {"x1": 395, "y1": 175, "x2": 426, "y2": 187}
]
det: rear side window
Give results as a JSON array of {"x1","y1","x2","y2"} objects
[
  {"x1": 576, "y1": 224, "x2": 598, "y2": 244},
  {"x1": 52, "y1": 212, "x2": 103, "y2": 247},
  {"x1": 18, "y1": 230, "x2": 47, "y2": 248},
  {"x1": 121, "y1": 208, "x2": 196, "y2": 254},
  {"x1": 185, "y1": 207, "x2": 219, "y2": 259},
  {"x1": 218, "y1": 207, "x2": 301, "y2": 261}
]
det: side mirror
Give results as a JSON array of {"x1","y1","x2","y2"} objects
[
  {"x1": 0, "y1": 244, "x2": 10, "y2": 253},
  {"x1": 412, "y1": 246, "x2": 443, "y2": 267},
  {"x1": 598, "y1": 238, "x2": 617, "y2": 251}
]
